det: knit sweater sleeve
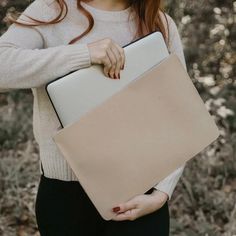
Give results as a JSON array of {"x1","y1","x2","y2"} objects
[
  {"x1": 152, "y1": 13, "x2": 187, "y2": 201},
  {"x1": 0, "y1": 0, "x2": 91, "y2": 93}
]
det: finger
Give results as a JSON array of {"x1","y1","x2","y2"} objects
[
  {"x1": 110, "y1": 45, "x2": 122, "y2": 79},
  {"x1": 118, "y1": 200, "x2": 137, "y2": 213},
  {"x1": 114, "y1": 42, "x2": 125, "y2": 69},
  {"x1": 112, "y1": 209, "x2": 138, "y2": 221},
  {"x1": 103, "y1": 52, "x2": 113, "y2": 78},
  {"x1": 106, "y1": 47, "x2": 117, "y2": 79}
]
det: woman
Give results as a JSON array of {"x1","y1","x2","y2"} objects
[{"x1": 0, "y1": 0, "x2": 187, "y2": 235}]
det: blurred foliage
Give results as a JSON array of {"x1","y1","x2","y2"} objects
[{"x1": 0, "y1": 0, "x2": 235, "y2": 235}]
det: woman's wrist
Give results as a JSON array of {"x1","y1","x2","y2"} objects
[{"x1": 150, "y1": 188, "x2": 169, "y2": 205}]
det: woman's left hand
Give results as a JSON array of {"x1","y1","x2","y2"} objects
[{"x1": 111, "y1": 189, "x2": 169, "y2": 221}]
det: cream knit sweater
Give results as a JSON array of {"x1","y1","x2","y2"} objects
[{"x1": 0, "y1": 0, "x2": 187, "y2": 201}]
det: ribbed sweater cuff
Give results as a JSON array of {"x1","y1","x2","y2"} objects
[
  {"x1": 153, "y1": 180, "x2": 173, "y2": 201},
  {"x1": 153, "y1": 164, "x2": 186, "y2": 201},
  {"x1": 65, "y1": 43, "x2": 92, "y2": 71}
]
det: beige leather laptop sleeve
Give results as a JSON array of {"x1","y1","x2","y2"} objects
[{"x1": 52, "y1": 53, "x2": 220, "y2": 220}]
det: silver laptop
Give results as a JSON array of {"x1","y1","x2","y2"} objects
[{"x1": 46, "y1": 31, "x2": 169, "y2": 127}]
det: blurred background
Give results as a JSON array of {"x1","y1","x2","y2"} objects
[{"x1": 0, "y1": 0, "x2": 235, "y2": 235}]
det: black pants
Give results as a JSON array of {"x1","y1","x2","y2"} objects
[{"x1": 35, "y1": 167, "x2": 170, "y2": 235}]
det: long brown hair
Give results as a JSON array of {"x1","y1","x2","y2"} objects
[{"x1": 9, "y1": 0, "x2": 170, "y2": 47}]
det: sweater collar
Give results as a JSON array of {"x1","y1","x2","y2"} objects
[{"x1": 79, "y1": 1, "x2": 136, "y2": 22}]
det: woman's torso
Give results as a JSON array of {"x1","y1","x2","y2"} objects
[{"x1": 32, "y1": 0, "x2": 138, "y2": 180}]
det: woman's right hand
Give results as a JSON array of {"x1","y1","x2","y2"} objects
[{"x1": 87, "y1": 38, "x2": 125, "y2": 79}]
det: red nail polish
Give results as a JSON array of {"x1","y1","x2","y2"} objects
[{"x1": 113, "y1": 207, "x2": 120, "y2": 212}]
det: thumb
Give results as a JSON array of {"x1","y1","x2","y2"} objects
[{"x1": 118, "y1": 199, "x2": 137, "y2": 213}]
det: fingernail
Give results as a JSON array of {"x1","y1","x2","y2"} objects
[
  {"x1": 121, "y1": 65, "x2": 124, "y2": 70},
  {"x1": 118, "y1": 73, "x2": 120, "y2": 79},
  {"x1": 109, "y1": 72, "x2": 114, "y2": 79},
  {"x1": 113, "y1": 207, "x2": 120, "y2": 212}
]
